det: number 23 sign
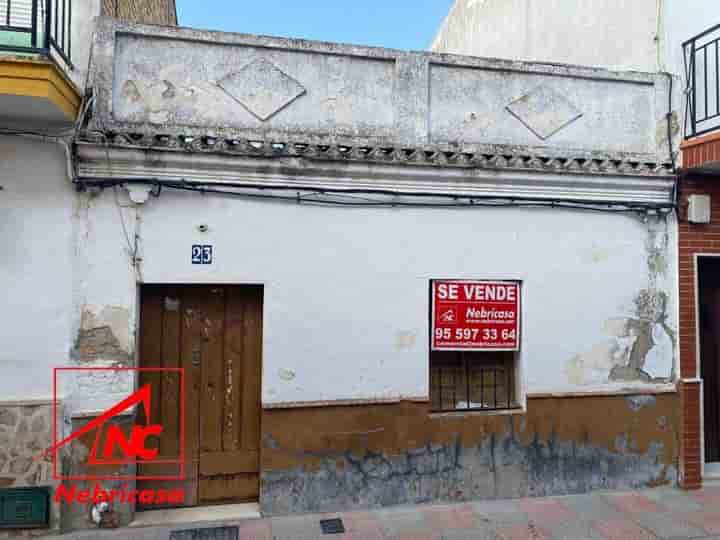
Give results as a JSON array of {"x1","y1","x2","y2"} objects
[{"x1": 431, "y1": 279, "x2": 521, "y2": 351}]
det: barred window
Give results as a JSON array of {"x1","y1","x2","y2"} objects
[{"x1": 430, "y1": 351, "x2": 516, "y2": 412}]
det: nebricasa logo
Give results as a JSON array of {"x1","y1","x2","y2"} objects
[{"x1": 46, "y1": 368, "x2": 186, "y2": 505}]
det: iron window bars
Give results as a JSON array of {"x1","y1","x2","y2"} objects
[
  {"x1": 0, "y1": 0, "x2": 72, "y2": 68},
  {"x1": 684, "y1": 23, "x2": 720, "y2": 139},
  {"x1": 430, "y1": 351, "x2": 516, "y2": 413}
]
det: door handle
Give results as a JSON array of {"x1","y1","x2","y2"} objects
[{"x1": 192, "y1": 349, "x2": 201, "y2": 367}]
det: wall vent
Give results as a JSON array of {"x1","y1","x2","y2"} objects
[{"x1": 0, "y1": 487, "x2": 50, "y2": 529}]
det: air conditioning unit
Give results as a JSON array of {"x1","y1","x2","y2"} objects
[{"x1": 688, "y1": 195, "x2": 711, "y2": 224}]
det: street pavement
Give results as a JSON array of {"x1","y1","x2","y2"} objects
[{"x1": 54, "y1": 486, "x2": 720, "y2": 540}]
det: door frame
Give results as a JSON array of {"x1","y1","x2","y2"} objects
[
  {"x1": 134, "y1": 282, "x2": 265, "y2": 507},
  {"x1": 694, "y1": 254, "x2": 720, "y2": 479}
]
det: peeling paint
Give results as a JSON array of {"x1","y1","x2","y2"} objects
[
  {"x1": 566, "y1": 216, "x2": 675, "y2": 386},
  {"x1": 626, "y1": 395, "x2": 657, "y2": 411},
  {"x1": 71, "y1": 306, "x2": 133, "y2": 365}
]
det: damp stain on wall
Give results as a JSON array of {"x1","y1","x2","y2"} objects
[{"x1": 259, "y1": 394, "x2": 678, "y2": 515}]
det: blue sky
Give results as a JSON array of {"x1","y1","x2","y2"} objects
[{"x1": 176, "y1": 1, "x2": 455, "y2": 51}]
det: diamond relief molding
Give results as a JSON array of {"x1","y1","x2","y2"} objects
[
  {"x1": 218, "y1": 58, "x2": 306, "y2": 121},
  {"x1": 506, "y1": 86, "x2": 583, "y2": 140}
]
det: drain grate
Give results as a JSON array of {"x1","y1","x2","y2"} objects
[
  {"x1": 169, "y1": 525, "x2": 239, "y2": 540},
  {"x1": 320, "y1": 518, "x2": 345, "y2": 535}
]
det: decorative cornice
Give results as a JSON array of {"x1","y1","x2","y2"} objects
[
  {"x1": 76, "y1": 136, "x2": 676, "y2": 206},
  {"x1": 78, "y1": 132, "x2": 675, "y2": 177}
]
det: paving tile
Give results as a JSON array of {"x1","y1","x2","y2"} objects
[
  {"x1": 377, "y1": 510, "x2": 430, "y2": 537},
  {"x1": 495, "y1": 523, "x2": 552, "y2": 540},
  {"x1": 543, "y1": 520, "x2": 606, "y2": 540},
  {"x1": 684, "y1": 511, "x2": 720, "y2": 536},
  {"x1": 335, "y1": 527, "x2": 387, "y2": 540},
  {"x1": 270, "y1": 514, "x2": 323, "y2": 540},
  {"x1": 472, "y1": 499, "x2": 529, "y2": 526},
  {"x1": 341, "y1": 510, "x2": 386, "y2": 537},
  {"x1": 236, "y1": 518, "x2": 272, "y2": 540},
  {"x1": 591, "y1": 519, "x2": 657, "y2": 540},
  {"x1": 630, "y1": 511, "x2": 706, "y2": 539},
  {"x1": 386, "y1": 535, "x2": 441, "y2": 540},
  {"x1": 688, "y1": 487, "x2": 720, "y2": 507},
  {"x1": 422, "y1": 504, "x2": 478, "y2": 530},
  {"x1": 517, "y1": 498, "x2": 576, "y2": 525},
  {"x1": 440, "y1": 527, "x2": 499, "y2": 540},
  {"x1": 605, "y1": 493, "x2": 661, "y2": 514},
  {"x1": 558, "y1": 494, "x2": 623, "y2": 521},
  {"x1": 640, "y1": 488, "x2": 704, "y2": 514}
]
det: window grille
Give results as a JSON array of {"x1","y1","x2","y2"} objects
[{"x1": 430, "y1": 351, "x2": 516, "y2": 412}]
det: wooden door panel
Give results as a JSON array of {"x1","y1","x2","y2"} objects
[
  {"x1": 198, "y1": 286, "x2": 263, "y2": 505},
  {"x1": 139, "y1": 285, "x2": 262, "y2": 509},
  {"x1": 159, "y1": 286, "x2": 182, "y2": 459},
  {"x1": 199, "y1": 475, "x2": 259, "y2": 503},
  {"x1": 199, "y1": 287, "x2": 226, "y2": 454},
  {"x1": 199, "y1": 450, "x2": 259, "y2": 476},
  {"x1": 239, "y1": 288, "x2": 262, "y2": 454}
]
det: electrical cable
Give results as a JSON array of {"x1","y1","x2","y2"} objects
[{"x1": 76, "y1": 177, "x2": 675, "y2": 215}]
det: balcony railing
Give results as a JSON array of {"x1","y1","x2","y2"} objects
[
  {"x1": 0, "y1": 0, "x2": 72, "y2": 68},
  {"x1": 685, "y1": 23, "x2": 720, "y2": 139}
]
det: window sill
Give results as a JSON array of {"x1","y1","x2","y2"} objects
[{"x1": 429, "y1": 406, "x2": 525, "y2": 419}]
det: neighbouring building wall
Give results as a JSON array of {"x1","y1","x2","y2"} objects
[
  {"x1": 101, "y1": 0, "x2": 177, "y2": 26},
  {"x1": 67, "y1": 0, "x2": 102, "y2": 90},
  {"x1": 675, "y1": 139, "x2": 720, "y2": 488},
  {"x1": 432, "y1": 0, "x2": 658, "y2": 71},
  {"x1": 0, "y1": 135, "x2": 73, "y2": 532},
  {"x1": 432, "y1": 0, "x2": 717, "y2": 77},
  {"x1": 0, "y1": 136, "x2": 75, "y2": 402},
  {"x1": 661, "y1": 2, "x2": 719, "y2": 80}
]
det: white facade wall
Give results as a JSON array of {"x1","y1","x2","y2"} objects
[
  {"x1": 0, "y1": 136, "x2": 75, "y2": 401},
  {"x1": 432, "y1": 0, "x2": 717, "y2": 78},
  {"x1": 73, "y1": 187, "x2": 677, "y2": 407},
  {"x1": 68, "y1": 0, "x2": 102, "y2": 89}
]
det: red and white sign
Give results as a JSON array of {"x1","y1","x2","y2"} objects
[{"x1": 431, "y1": 280, "x2": 520, "y2": 351}]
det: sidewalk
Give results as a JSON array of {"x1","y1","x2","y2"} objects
[{"x1": 55, "y1": 487, "x2": 720, "y2": 540}]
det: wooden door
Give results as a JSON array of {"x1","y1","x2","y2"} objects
[{"x1": 137, "y1": 285, "x2": 263, "y2": 508}]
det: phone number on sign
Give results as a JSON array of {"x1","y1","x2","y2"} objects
[{"x1": 434, "y1": 328, "x2": 517, "y2": 341}]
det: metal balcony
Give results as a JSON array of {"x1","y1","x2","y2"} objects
[
  {"x1": 684, "y1": 23, "x2": 720, "y2": 139},
  {"x1": 0, "y1": 0, "x2": 72, "y2": 68}
]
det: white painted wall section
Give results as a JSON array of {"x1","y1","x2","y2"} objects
[
  {"x1": 76, "y1": 188, "x2": 678, "y2": 406},
  {"x1": 0, "y1": 136, "x2": 74, "y2": 400},
  {"x1": 432, "y1": 0, "x2": 719, "y2": 77}
]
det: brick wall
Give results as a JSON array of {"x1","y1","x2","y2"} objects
[
  {"x1": 683, "y1": 132, "x2": 720, "y2": 170},
  {"x1": 102, "y1": 0, "x2": 177, "y2": 26},
  {"x1": 678, "y1": 168, "x2": 720, "y2": 488}
]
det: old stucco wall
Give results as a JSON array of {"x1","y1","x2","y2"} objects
[
  {"x1": 432, "y1": 0, "x2": 718, "y2": 79},
  {"x1": 260, "y1": 394, "x2": 679, "y2": 514},
  {"x1": 66, "y1": 0, "x2": 101, "y2": 89},
  {"x1": 88, "y1": 19, "x2": 675, "y2": 162},
  {"x1": 73, "y1": 187, "x2": 678, "y2": 406},
  {"x1": 432, "y1": 0, "x2": 658, "y2": 72}
]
